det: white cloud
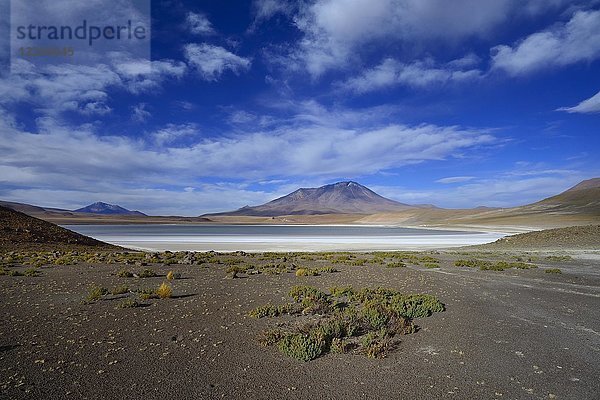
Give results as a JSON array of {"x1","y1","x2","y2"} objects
[
  {"x1": 288, "y1": 0, "x2": 568, "y2": 76},
  {"x1": 339, "y1": 58, "x2": 481, "y2": 93},
  {"x1": 436, "y1": 176, "x2": 476, "y2": 184},
  {"x1": 151, "y1": 123, "x2": 199, "y2": 146},
  {"x1": 186, "y1": 12, "x2": 215, "y2": 35},
  {"x1": 491, "y1": 10, "x2": 600, "y2": 76},
  {"x1": 132, "y1": 103, "x2": 151, "y2": 122},
  {"x1": 184, "y1": 44, "x2": 251, "y2": 81},
  {"x1": 0, "y1": 101, "x2": 497, "y2": 214},
  {"x1": 250, "y1": 0, "x2": 294, "y2": 28},
  {"x1": 557, "y1": 89, "x2": 600, "y2": 114},
  {"x1": 0, "y1": 57, "x2": 186, "y2": 116},
  {"x1": 374, "y1": 171, "x2": 587, "y2": 208}
]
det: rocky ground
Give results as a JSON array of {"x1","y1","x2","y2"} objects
[{"x1": 1, "y1": 249, "x2": 598, "y2": 399}]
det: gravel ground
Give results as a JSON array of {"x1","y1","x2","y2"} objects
[{"x1": 1, "y1": 251, "x2": 599, "y2": 399}]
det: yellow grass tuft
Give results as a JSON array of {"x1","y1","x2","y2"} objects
[
  {"x1": 166, "y1": 271, "x2": 174, "y2": 280},
  {"x1": 156, "y1": 282, "x2": 172, "y2": 298}
]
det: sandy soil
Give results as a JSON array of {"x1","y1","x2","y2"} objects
[{"x1": 1, "y1": 250, "x2": 599, "y2": 399}]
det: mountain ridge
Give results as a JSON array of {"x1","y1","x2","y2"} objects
[
  {"x1": 205, "y1": 181, "x2": 415, "y2": 217},
  {"x1": 74, "y1": 202, "x2": 146, "y2": 216}
]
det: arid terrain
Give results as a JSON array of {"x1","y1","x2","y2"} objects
[
  {"x1": 1, "y1": 247, "x2": 599, "y2": 399},
  {"x1": 1, "y1": 197, "x2": 599, "y2": 399}
]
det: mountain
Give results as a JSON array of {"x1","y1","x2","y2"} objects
[
  {"x1": 205, "y1": 181, "x2": 415, "y2": 216},
  {"x1": 74, "y1": 202, "x2": 146, "y2": 216},
  {"x1": 0, "y1": 206, "x2": 118, "y2": 251},
  {"x1": 533, "y1": 178, "x2": 600, "y2": 213}
]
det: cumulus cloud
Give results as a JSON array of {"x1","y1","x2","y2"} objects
[
  {"x1": 0, "y1": 100, "x2": 498, "y2": 213},
  {"x1": 491, "y1": 10, "x2": 600, "y2": 76},
  {"x1": 557, "y1": 90, "x2": 600, "y2": 114},
  {"x1": 0, "y1": 57, "x2": 185, "y2": 116},
  {"x1": 339, "y1": 57, "x2": 481, "y2": 93},
  {"x1": 184, "y1": 44, "x2": 251, "y2": 81},
  {"x1": 287, "y1": 0, "x2": 568, "y2": 76},
  {"x1": 186, "y1": 12, "x2": 215, "y2": 35}
]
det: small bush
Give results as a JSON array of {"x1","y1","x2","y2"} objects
[
  {"x1": 226, "y1": 265, "x2": 251, "y2": 274},
  {"x1": 117, "y1": 299, "x2": 141, "y2": 309},
  {"x1": 545, "y1": 255, "x2": 572, "y2": 262},
  {"x1": 545, "y1": 268, "x2": 562, "y2": 274},
  {"x1": 86, "y1": 286, "x2": 109, "y2": 303},
  {"x1": 138, "y1": 268, "x2": 157, "y2": 278},
  {"x1": 277, "y1": 333, "x2": 322, "y2": 362},
  {"x1": 8, "y1": 270, "x2": 23, "y2": 276},
  {"x1": 111, "y1": 284, "x2": 129, "y2": 295},
  {"x1": 117, "y1": 269, "x2": 133, "y2": 278},
  {"x1": 166, "y1": 271, "x2": 181, "y2": 280},
  {"x1": 295, "y1": 268, "x2": 319, "y2": 277},
  {"x1": 329, "y1": 286, "x2": 354, "y2": 298},
  {"x1": 23, "y1": 268, "x2": 40, "y2": 277},
  {"x1": 254, "y1": 285, "x2": 442, "y2": 361},
  {"x1": 156, "y1": 282, "x2": 172, "y2": 298},
  {"x1": 317, "y1": 266, "x2": 338, "y2": 273},
  {"x1": 330, "y1": 338, "x2": 351, "y2": 354},
  {"x1": 258, "y1": 328, "x2": 286, "y2": 347},
  {"x1": 385, "y1": 262, "x2": 406, "y2": 268}
]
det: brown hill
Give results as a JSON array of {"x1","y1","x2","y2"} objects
[
  {"x1": 205, "y1": 181, "x2": 414, "y2": 217},
  {"x1": 476, "y1": 224, "x2": 600, "y2": 249},
  {"x1": 0, "y1": 206, "x2": 119, "y2": 251},
  {"x1": 534, "y1": 178, "x2": 600, "y2": 212}
]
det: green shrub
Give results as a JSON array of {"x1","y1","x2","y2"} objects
[
  {"x1": 138, "y1": 268, "x2": 157, "y2": 278},
  {"x1": 545, "y1": 255, "x2": 572, "y2": 262},
  {"x1": 330, "y1": 338, "x2": 351, "y2": 353},
  {"x1": 317, "y1": 266, "x2": 338, "y2": 273},
  {"x1": 385, "y1": 262, "x2": 406, "y2": 268},
  {"x1": 545, "y1": 268, "x2": 562, "y2": 274},
  {"x1": 253, "y1": 285, "x2": 441, "y2": 361},
  {"x1": 277, "y1": 333, "x2": 322, "y2": 362},
  {"x1": 111, "y1": 284, "x2": 129, "y2": 295},
  {"x1": 117, "y1": 299, "x2": 141, "y2": 309},
  {"x1": 225, "y1": 265, "x2": 251, "y2": 274},
  {"x1": 258, "y1": 329, "x2": 286, "y2": 347},
  {"x1": 117, "y1": 269, "x2": 133, "y2": 278},
  {"x1": 86, "y1": 286, "x2": 109, "y2": 303},
  {"x1": 329, "y1": 286, "x2": 354, "y2": 298}
]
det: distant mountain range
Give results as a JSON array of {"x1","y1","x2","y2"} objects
[
  {"x1": 74, "y1": 202, "x2": 146, "y2": 216},
  {"x1": 0, "y1": 178, "x2": 598, "y2": 229},
  {"x1": 206, "y1": 181, "x2": 418, "y2": 216},
  {"x1": 0, "y1": 200, "x2": 146, "y2": 217}
]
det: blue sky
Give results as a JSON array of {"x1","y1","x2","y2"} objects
[{"x1": 0, "y1": 0, "x2": 599, "y2": 215}]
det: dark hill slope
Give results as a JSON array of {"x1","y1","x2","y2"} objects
[{"x1": 0, "y1": 206, "x2": 119, "y2": 251}]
